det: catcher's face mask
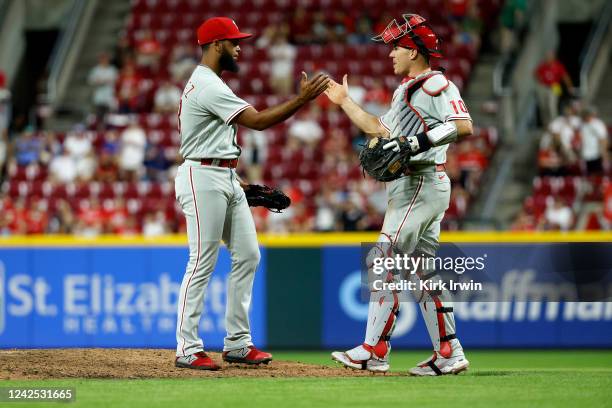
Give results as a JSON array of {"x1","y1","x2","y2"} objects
[{"x1": 372, "y1": 14, "x2": 443, "y2": 58}]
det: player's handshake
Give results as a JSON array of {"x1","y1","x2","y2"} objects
[{"x1": 298, "y1": 71, "x2": 331, "y2": 102}]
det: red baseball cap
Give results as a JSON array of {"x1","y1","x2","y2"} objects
[{"x1": 197, "y1": 17, "x2": 253, "y2": 45}]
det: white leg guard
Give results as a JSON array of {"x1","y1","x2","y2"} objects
[
  {"x1": 361, "y1": 235, "x2": 400, "y2": 358},
  {"x1": 363, "y1": 290, "x2": 399, "y2": 357},
  {"x1": 414, "y1": 250, "x2": 460, "y2": 358}
]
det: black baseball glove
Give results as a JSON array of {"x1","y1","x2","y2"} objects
[
  {"x1": 244, "y1": 184, "x2": 291, "y2": 213},
  {"x1": 359, "y1": 136, "x2": 413, "y2": 182}
]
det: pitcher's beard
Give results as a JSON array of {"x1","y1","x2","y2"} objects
[{"x1": 220, "y1": 49, "x2": 239, "y2": 73}]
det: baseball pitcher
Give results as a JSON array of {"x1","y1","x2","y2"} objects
[
  {"x1": 174, "y1": 17, "x2": 329, "y2": 370},
  {"x1": 326, "y1": 14, "x2": 472, "y2": 376}
]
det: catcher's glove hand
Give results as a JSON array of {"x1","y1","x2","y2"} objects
[
  {"x1": 359, "y1": 136, "x2": 413, "y2": 182},
  {"x1": 244, "y1": 184, "x2": 291, "y2": 213}
]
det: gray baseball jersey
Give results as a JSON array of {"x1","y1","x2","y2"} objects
[
  {"x1": 175, "y1": 63, "x2": 259, "y2": 356},
  {"x1": 379, "y1": 70, "x2": 471, "y2": 164},
  {"x1": 178, "y1": 64, "x2": 251, "y2": 160}
]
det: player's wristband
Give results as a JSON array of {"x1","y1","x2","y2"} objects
[{"x1": 406, "y1": 132, "x2": 432, "y2": 154}]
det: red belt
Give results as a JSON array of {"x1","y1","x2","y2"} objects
[{"x1": 199, "y1": 158, "x2": 238, "y2": 168}]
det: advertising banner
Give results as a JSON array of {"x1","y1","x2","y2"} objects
[
  {"x1": 0, "y1": 247, "x2": 267, "y2": 349},
  {"x1": 322, "y1": 244, "x2": 612, "y2": 348}
]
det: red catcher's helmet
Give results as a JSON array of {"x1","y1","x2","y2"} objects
[{"x1": 372, "y1": 14, "x2": 443, "y2": 58}]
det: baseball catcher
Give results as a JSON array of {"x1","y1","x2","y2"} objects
[{"x1": 326, "y1": 13, "x2": 472, "y2": 376}]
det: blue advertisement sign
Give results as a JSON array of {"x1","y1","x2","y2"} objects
[
  {"x1": 0, "y1": 246, "x2": 267, "y2": 349},
  {"x1": 322, "y1": 244, "x2": 612, "y2": 348}
]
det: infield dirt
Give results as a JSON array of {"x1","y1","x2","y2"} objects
[{"x1": 0, "y1": 349, "x2": 397, "y2": 379}]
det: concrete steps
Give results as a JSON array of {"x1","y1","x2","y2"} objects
[{"x1": 47, "y1": 0, "x2": 131, "y2": 130}]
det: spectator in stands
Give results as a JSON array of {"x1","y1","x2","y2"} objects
[
  {"x1": 116, "y1": 61, "x2": 143, "y2": 113},
  {"x1": 143, "y1": 211, "x2": 168, "y2": 237},
  {"x1": 169, "y1": 44, "x2": 197, "y2": 83},
  {"x1": 373, "y1": 12, "x2": 393, "y2": 36},
  {"x1": 363, "y1": 78, "x2": 392, "y2": 116},
  {"x1": 153, "y1": 80, "x2": 182, "y2": 113},
  {"x1": 288, "y1": 108, "x2": 323, "y2": 147},
  {"x1": 96, "y1": 147, "x2": 120, "y2": 183},
  {"x1": 64, "y1": 130, "x2": 93, "y2": 161},
  {"x1": 88, "y1": 53, "x2": 118, "y2": 120},
  {"x1": 135, "y1": 29, "x2": 162, "y2": 72},
  {"x1": 118, "y1": 119, "x2": 147, "y2": 181},
  {"x1": 13, "y1": 129, "x2": 43, "y2": 166},
  {"x1": 537, "y1": 130, "x2": 564, "y2": 176},
  {"x1": 0, "y1": 70, "x2": 11, "y2": 130},
  {"x1": 534, "y1": 51, "x2": 574, "y2": 126},
  {"x1": 511, "y1": 209, "x2": 536, "y2": 231},
  {"x1": 48, "y1": 199, "x2": 76, "y2": 234},
  {"x1": 548, "y1": 103, "x2": 581, "y2": 173},
  {"x1": 542, "y1": 196, "x2": 573, "y2": 231},
  {"x1": 4, "y1": 198, "x2": 27, "y2": 234},
  {"x1": 288, "y1": 202, "x2": 314, "y2": 232},
  {"x1": 75, "y1": 198, "x2": 105, "y2": 237},
  {"x1": 26, "y1": 199, "x2": 49, "y2": 234},
  {"x1": 451, "y1": 2, "x2": 483, "y2": 50},
  {"x1": 348, "y1": 16, "x2": 374, "y2": 45},
  {"x1": 329, "y1": 11, "x2": 353, "y2": 43},
  {"x1": 0, "y1": 70, "x2": 11, "y2": 177},
  {"x1": 0, "y1": 129, "x2": 7, "y2": 180},
  {"x1": 268, "y1": 25, "x2": 297, "y2": 96},
  {"x1": 117, "y1": 214, "x2": 141, "y2": 236},
  {"x1": 144, "y1": 144, "x2": 172, "y2": 181},
  {"x1": 49, "y1": 148, "x2": 77, "y2": 184},
  {"x1": 499, "y1": 0, "x2": 527, "y2": 54},
  {"x1": 106, "y1": 198, "x2": 129, "y2": 234},
  {"x1": 64, "y1": 130, "x2": 96, "y2": 181},
  {"x1": 312, "y1": 11, "x2": 330, "y2": 44},
  {"x1": 39, "y1": 131, "x2": 61, "y2": 166},
  {"x1": 340, "y1": 200, "x2": 365, "y2": 231},
  {"x1": 446, "y1": 0, "x2": 469, "y2": 22},
  {"x1": 289, "y1": 7, "x2": 313, "y2": 44},
  {"x1": 456, "y1": 139, "x2": 488, "y2": 193},
  {"x1": 347, "y1": 75, "x2": 367, "y2": 106},
  {"x1": 240, "y1": 129, "x2": 268, "y2": 184},
  {"x1": 77, "y1": 151, "x2": 97, "y2": 182},
  {"x1": 578, "y1": 106, "x2": 608, "y2": 175},
  {"x1": 113, "y1": 36, "x2": 135, "y2": 68}
]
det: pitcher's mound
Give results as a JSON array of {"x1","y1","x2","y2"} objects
[{"x1": 1, "y1": 349, "x2": 399, "y2": 379}]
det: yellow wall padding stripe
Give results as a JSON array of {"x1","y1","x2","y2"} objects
[{"x1": 0, "y1": 231, "x2": 610, "y2": 247}]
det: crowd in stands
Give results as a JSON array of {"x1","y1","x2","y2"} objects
[
  {"x1": 512, "y1": 99, "x2": 610, "y2": 231},
  {"x1": 1, "y1": 0, "x2": 504, "y2": 236}
]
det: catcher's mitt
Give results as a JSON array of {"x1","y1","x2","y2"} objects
[
  {"x1": 359, "y1": 136, "x2": 412, "y2": 182},
  {"x1": 245, "y1": 184, "x2": 291, "y2": 213}
]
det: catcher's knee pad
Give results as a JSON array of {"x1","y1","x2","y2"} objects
[{"x1": 366, "y1": 234, "x2": 396, "y2": 292}]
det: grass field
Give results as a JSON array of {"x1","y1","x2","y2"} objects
[{"x1": 3, "y1": 350, "x2": 611, "y2": 408}]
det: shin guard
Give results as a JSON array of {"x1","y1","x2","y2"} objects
[
  {"x1": 414, "y1": 251, "x2": 457, "y2": 358},
  {"x1": 363, "y1": 289, "x2": 399, "y2": 358}
]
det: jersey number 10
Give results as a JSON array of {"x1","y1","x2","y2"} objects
[{"x1": 450, "y1": 100, "x2": 468, "y2": 114}]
